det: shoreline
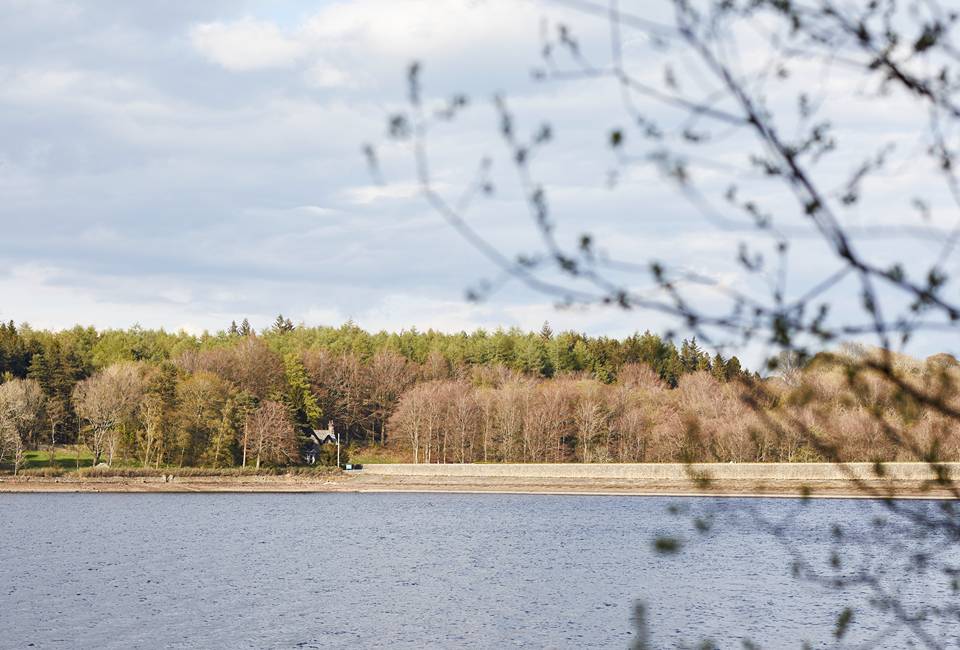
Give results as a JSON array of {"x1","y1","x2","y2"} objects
[{"x1": 1, "y1": 472, "x2": 956, "y2": 499}]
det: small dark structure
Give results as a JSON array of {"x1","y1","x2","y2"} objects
[{"x1": 303, "y1": 423, "x2": 336, "y2": 465}]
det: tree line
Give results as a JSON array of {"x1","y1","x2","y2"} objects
[
  {"x1": 0, "y1": 318, "x2": 748, "y2": 471},
  {"x1": 388, "y1": 348, "x2": 960, "y2": 465},
  {"x1": 1, "y1": 317, "x2": 956, "y2": 470}
]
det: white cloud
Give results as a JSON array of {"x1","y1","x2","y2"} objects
[
  {"x1": 298, "y1": 0, "x2": 543, "y2": 59},
  {"x1": 190, "y1": 18, "x2": 306, "y2": 71},
  {"x1": 187, "y1": 1, "x2": 545, "y2": 88},
  {"x1": 0, "y1": 264, "x2": 229, "y2": 333},
  {"x1": 2, "y1": 0, "x2": 956, "y2": 368},
  {"x1": 340, "y1": 182, "x2": 422, "y2": 205},
  {"x1": 304, "y1": 61, "x2": 350, "y2": 88}
]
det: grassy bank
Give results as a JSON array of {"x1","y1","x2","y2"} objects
[
  {"x1": 13, "y1": 465, "x2": 340, "y2": 479},
  {"x1": 4, "y1": 446, "x2": 339, "y2": 479},
  {"x1": 20, "y1": 447, "x2": 95, "y2": 471}
]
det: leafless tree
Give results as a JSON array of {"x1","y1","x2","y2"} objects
[
  {"x1": 448, "y1": 381, "x2": 479, "y2": 462},
  {"x1": 389, "y1": 381, "x2": 449, "y2": 463},
  {"x1": 421, "y1": 348, "x2": 452, "y2": 381},
  {"x1": 44, "y1": 397, "x2": 68, "y2": 467},
  {"x1": 181, "y1": 336, "x2": 284, "y2": 402},
  {"x1": 232, "y1": 336, "x2": 284, "y2": 401},
  {"x1": 0, "y1": 378, "x2": 46, "y2": 475},
  {"x1": 573, "y1": 382, "x2": 607, "y2": 462},
  {"x1": 365, "y1": 349, "x2": 415, "y2": 445},
  {"x1": 72, "y1": 363, "x2": 142, "y2": 466},
  {"x1": 302, "y1": 350, "x2": 368, "y2": 445},
  {"x1": 242, "y1": 400, "x2": 298, "y2": 469}
]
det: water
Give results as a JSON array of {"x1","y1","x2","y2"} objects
[{"x1": 1, "y1": 493, "x2": 957, "y2": 649}]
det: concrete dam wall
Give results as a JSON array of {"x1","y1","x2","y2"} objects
[{"x1": 361, "y1": 462, "x2": 960, "y2": 482}]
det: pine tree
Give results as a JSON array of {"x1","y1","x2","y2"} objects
[
  {"x1": 711, "y1": 352, "x2": 727, "y2": 381},
  {"x1": 725, "y1": 356, "x2": 743, "y2": 380},
  {"x1": 517, "y1": 336, "x2": 552, "y2": 377},
  {"x1": 139, "y1": 363, "x2": 179, "y2": 467},
  {"x1": 539, "y1": 321, "x2": 553, "y2": 341},
  {"x1": 283, "y1": 352, "x2": 322, "y2": 430},
  {"x1": 273, "y1": 314, "x2": 294, "y2": 334},
  {"x1": 0, "y1": 321, "x2": 30, "y2": 378},
  {"x1": 28, "y1": 340, "x2": 83, "y2": 446},
  {"x1": 203, "y1": 395, "x2": 249, "y2": 468},
  {"x1": 661, "y1": 345, "x2": 683, "y2": 387},
  {"x1": 239, "y1": 318, "x2": 252, "y2": 337},
  {"x1": 677, "y1": 337, "x2": 711, "y2": 374}
]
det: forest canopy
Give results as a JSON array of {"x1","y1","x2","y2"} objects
[
  {"x1": 0, "y1": 317, "x2": 746, "y2": 471},
  {"x1": 4, "y1": 317, "x2": 955, "y2": 472}
]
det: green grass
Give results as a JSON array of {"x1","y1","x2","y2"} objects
[
  {"x1": 21, "y1": 447, "x2": 94, "y2": 470},
  {"x1": 348, "y1": 445, "x2": 406, "y2": 464},
  {"x1": 75, "y1": 465, "x2": 339, "y2": 478},
  {"x1": 2, "y1": 446, "x2": 341, "y2": 477}
]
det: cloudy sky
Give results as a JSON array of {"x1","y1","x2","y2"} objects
[
  {"x1": 1, "y1": 0, "x2": 956, "y2": 359},
  {"x1": 0, "y1": 0, "x2": 628, "y2": 335}
]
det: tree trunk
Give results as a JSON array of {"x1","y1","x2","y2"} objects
[
  {"x1": 49, "y1": 422, "x2": 56, "y2": 467},
  {"x1": 212, "y1": 434, "x2": 222, "y2": 469}
]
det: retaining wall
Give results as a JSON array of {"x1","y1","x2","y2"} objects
[{"x1": 361, "y1": 462, "x2": 960, "y2": 481}]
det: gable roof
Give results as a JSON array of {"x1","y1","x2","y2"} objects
[{"x1": 311, "y1": 429, "x2": 337, "y2": 444}]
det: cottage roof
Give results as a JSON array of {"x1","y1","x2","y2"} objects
[{"x1": 311, "y1": 428, "x2": 337, "y2": 444}]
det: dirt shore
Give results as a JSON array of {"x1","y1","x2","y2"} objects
[{"x1": 0, "y1": 472, "x2": 955, "y2": 499}]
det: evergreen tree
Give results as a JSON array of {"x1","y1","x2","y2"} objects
[
  {"x1": 586, "y1": 337, "x2": 616, "y2": 383},
  {"x1": 27, "y1": 339, "x2": 83, "y2": 445},
  {"x1": 516, "y1": 336, "x2": 552, "y2": 377},
  {"x1": 711, "y1": 352, "x2": 727, "y2": 382},
  {"x1": 139, "y1": 363, "x2": 179, "y2": 467},
  {"x1": 539, "y1": 321, "x2": 553, "y2": 341},
  {"x1": 0, "y1": 321, "x2": 30, "y2": 378},
  {"x1": 680, "y1": 338, "x2": 704, "y2": 373},
  {"x1": 283, "y1": 352, "x2": 322, "y2": 430},
  {"x1": 697, "y1": 354, "x2": 712, "y2": 373},
  {"x1": 490, "y1": 328, "x2": 516, "y2": 366},
  {"x1": 273, "y1": 314, "x2": 294, "y2": 334},
  {"x1": 661, "y1": 345, "x2": 683, "y2": 387},
  {"x1": 203, "y1": 397, "x2": 241, "y2": 468},
  {"x1": 725, "y1": 356, "x2": 743, "y2": 380},
  {"x1": 627, "y1": 331, "x2": 670, "y2": 372}
]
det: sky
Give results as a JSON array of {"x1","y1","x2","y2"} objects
[
  {"x1": 1, "y1": 0, "x2": 957, "y2": 361},
  {"x1": 0, "y1": 0, "x2": 628, "y2": 336}
]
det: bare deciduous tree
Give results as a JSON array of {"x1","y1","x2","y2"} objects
[
  {"x1": 242, "y1": 400, "x2": 298, "y2": 469},
  {"x1": 0, "y1": 378, "x2": 45, "y2": 475},
  {"x1": 366, "y1": 349, "x2": 415, "y2": 445},
  {"x1": 72, "y1": 363, "x2": 142, "y2": 466}
]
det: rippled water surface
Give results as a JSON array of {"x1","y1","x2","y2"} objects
[{"x1": 1, "y1": 493, "x2": 957, "y2": 649}]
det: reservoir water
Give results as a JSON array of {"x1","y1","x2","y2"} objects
[{"x1": 1, "y1": 493, "x2": 957, "y2": 648}]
